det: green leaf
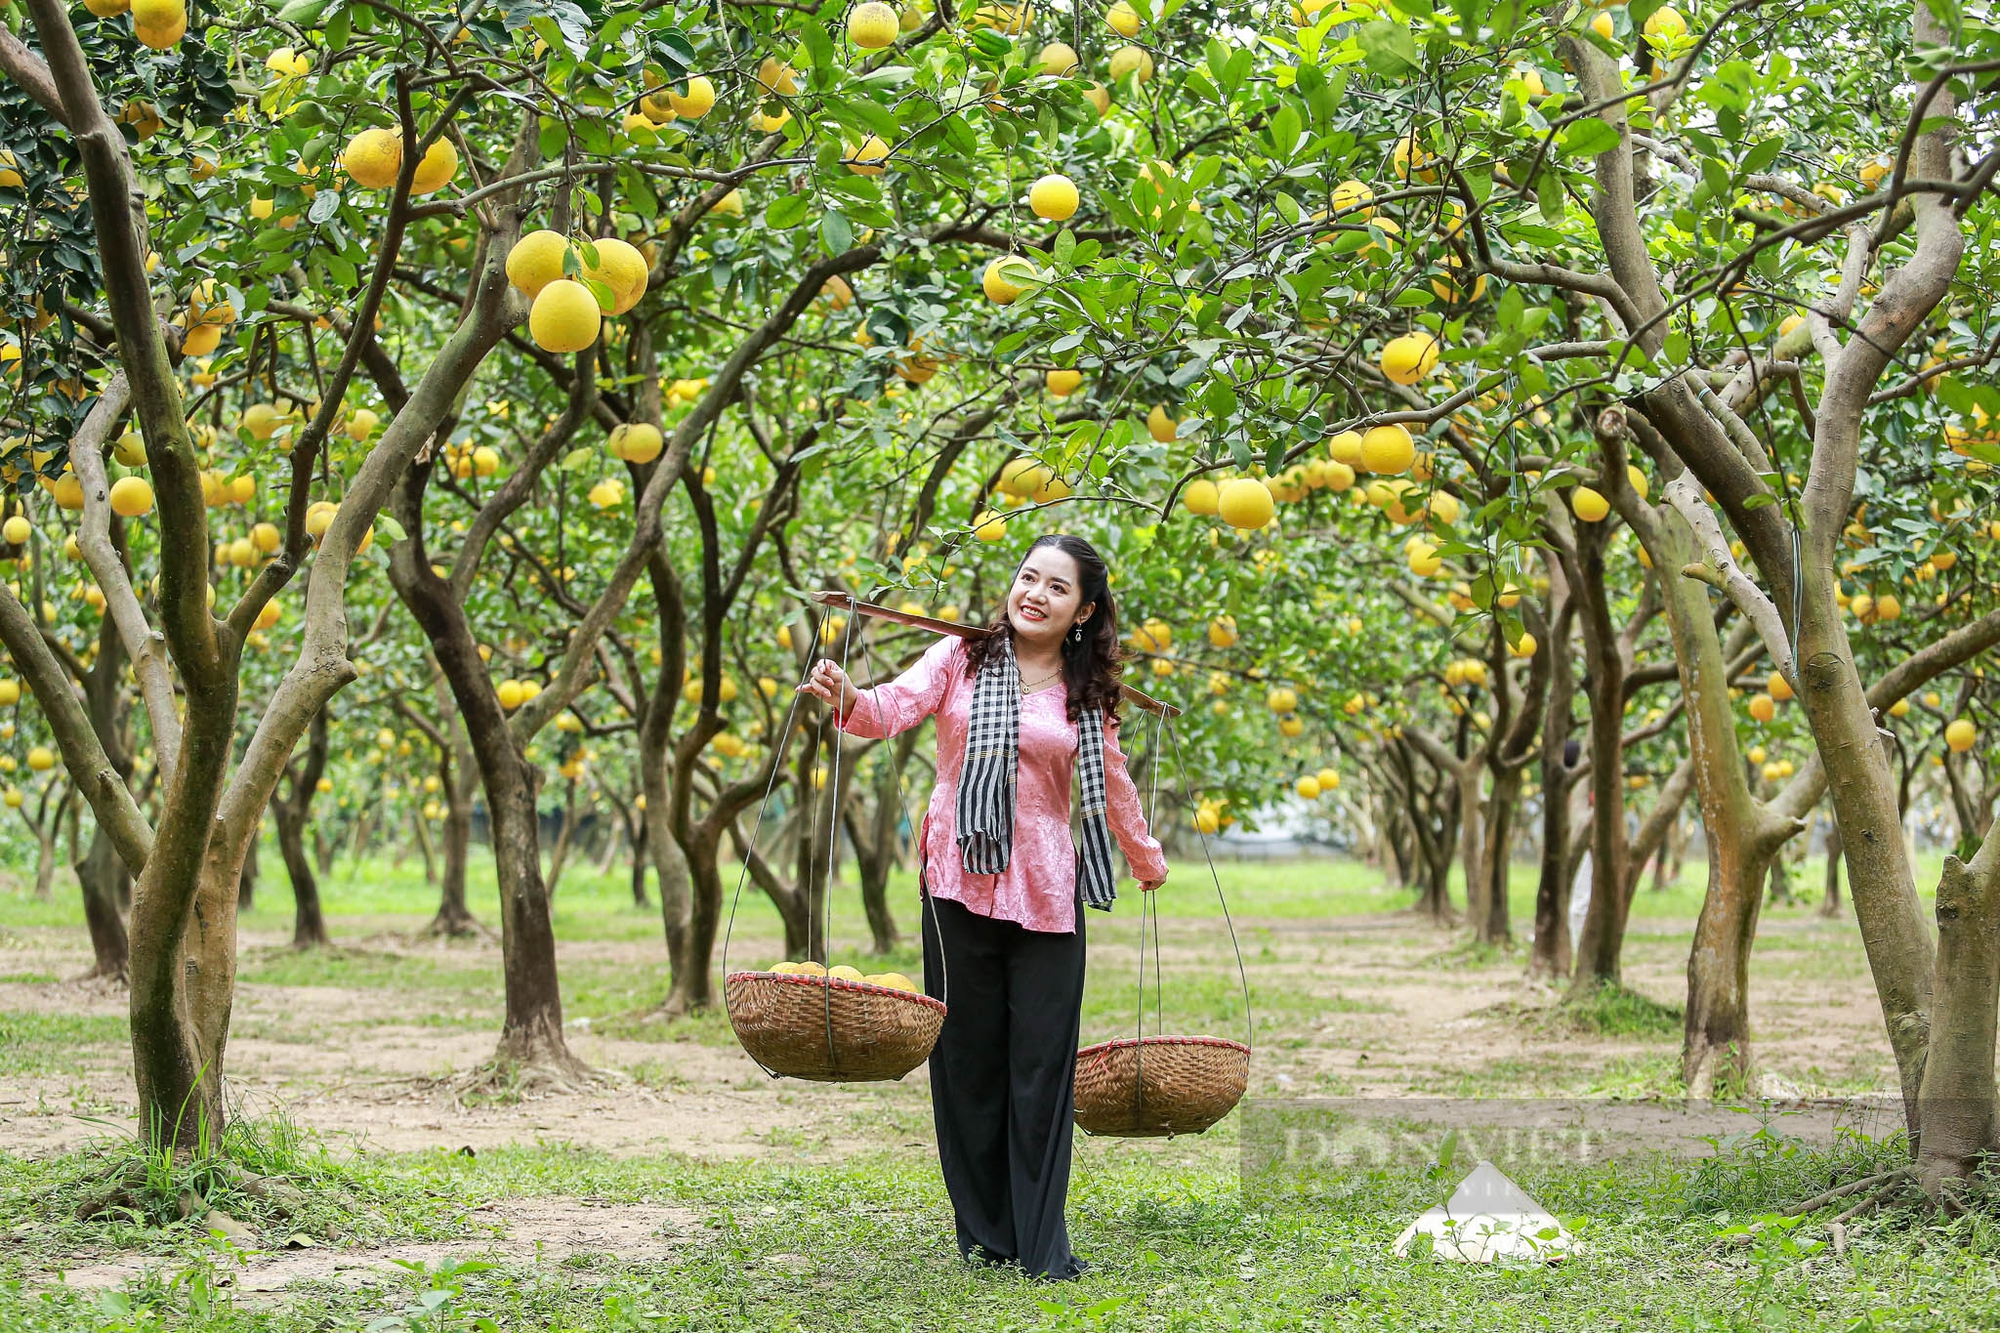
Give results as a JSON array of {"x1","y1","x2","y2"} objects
[
  {"x1": 764, "y1": 194, "x2": 810, "y2": 229},
  {"x1": 820, "y1": 210, "x2": 853, "y2": 256},
  {"x1": 1355, "y1": 21, "x2": 1420, "y2": 78},
  {"x1": 1741, "y1": 136, "x2": 1784, "y2": 174},
  {"x1": 1560, "y1": 117, "x2": 1621, "y2": 160},
  {"x1": 275, "y1": 0, "x2": 331, "y2": 23}
]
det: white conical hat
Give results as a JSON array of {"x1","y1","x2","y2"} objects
[{"x1": 1391, "y1": 1160, "x2": 1576, "y2": 1264}]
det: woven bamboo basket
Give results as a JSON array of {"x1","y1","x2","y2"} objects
[
  {"x1": 1072, "y1": 1035, "x2": 1250, "y2": 1138},
  {"x1": 725, "y1": 971, "x2": 946, "y2": 1082}
]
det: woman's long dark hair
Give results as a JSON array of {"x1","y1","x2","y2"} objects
[{"x1": 963, "y1": 533, "x2": 1124, "y2": 724}]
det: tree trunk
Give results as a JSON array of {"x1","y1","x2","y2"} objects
[
  {"x1": 1530, "y1": 608, "x2": 1579, "y2": 978},
  {"x1": 629, "y1": 815, "x2": 650, "y2": 906},
  {"x1": 848, "y1": 730, "x2": 915, "y2": 954},
  {"x1": 237, "y1": 829, "x2": 258, "y2": 913},
  {"x1": 412, "y1": 803, "x2": 437, "y2": 885},
  {"x1": 428, "y1": 678, "x2": 479, "y2": 937},
  {"x1": 1821, "y1": 819, "x2": 1843, "y2": 917},
  {"x1": 76, "y1": 824, "x2": 130, "y2": 981},
  {"x1": 1913, "y1": 839, "x2": 2000, "y2": 1198},
  {"x1": 314, "y1": 825, "x2": 335, "y2": 877},
  {"x1": 731, "y1": 822, "x2": 810, "y2": 960},
  {"x1": 433, "y1": 791, "x2": 476, "y2": 935},
  {"x1": 1569, "y1": 517, "x2": 1633, "y2": 994},
  {"x1": 33, "y1": 822, "x2": 58, "y2": 902},
  {"x1": 1477, "y1": 767, "x2": 1520, "y2": 944},
  {"x1": 1683, "y1": 821, "x2": 1789, "y2": 1096},
  {"x1": 483, "y1": 745, "x2": 580, "y2": 1071},
  {"x1": 388, "y1": 467, "x2": 584, "y2": 1077},
  {"x1": 545, "y1": 780, "x2": 580, "y2": 899},
  {"x1": 275, "y1": 808, "x2": 330, "y2": 949}
]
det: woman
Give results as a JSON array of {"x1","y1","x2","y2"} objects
[{"x1": 800, "y1": 534, "x2": 1168, "y2": 1281}]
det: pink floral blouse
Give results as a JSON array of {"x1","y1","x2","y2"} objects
[{"x1": 834, "y1": 636, "x2": 1168, "y2": 935}]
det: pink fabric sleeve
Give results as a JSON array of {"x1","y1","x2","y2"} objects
[
  {"x1": 1103, "y1": 717, "x2": 1168, "y2": 884},
  {"x1": 834, "y1": 636, "x2": 960, "y2": 739}
]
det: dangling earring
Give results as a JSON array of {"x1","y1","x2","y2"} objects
[{"x1": 1071, "y1": 621, "x2": 1084, "y2": 643}]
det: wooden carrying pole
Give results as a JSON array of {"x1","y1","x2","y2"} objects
[{"x1": 809, "y1": 590, "x2": 1183, "y2": 719}]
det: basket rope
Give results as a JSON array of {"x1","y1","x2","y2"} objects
[{"x1": 720, "y1": 601, "x2": 949, "y2": 1082}]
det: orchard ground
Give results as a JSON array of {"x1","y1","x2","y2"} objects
[{"x1": 2, "y1": 851, "x2": 1996, "y2": 1331}]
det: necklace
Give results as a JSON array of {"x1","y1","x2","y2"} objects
[{"x1": 1018, "y1": 666, "x2": 1062, "y2": 694}]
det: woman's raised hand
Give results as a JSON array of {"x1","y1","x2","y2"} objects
[{"x1": 799, "y1": 658, "x2": 858, "y2": 713}]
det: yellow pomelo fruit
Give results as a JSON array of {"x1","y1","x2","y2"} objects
[
  {"x1": 668, "y1": 75, "x2": 716, "y2": 118},
  {"x1": 847, "y1": 135, "x2": 891, "y2": 175},
  {"x1": 1046, "y1": 368, "x2": 1082, "y2": 397},
  {"x1": 1359, "y1": 424, "x2": 1415, "y2": 474},
  {"x1": 507, "y1": 230, "x2": 572, "y2": 298},
  {"x1": 828, "y1": 964, "x2": 866, "y2": 982},
  {"x1": 982, "y1": 257, "x2": 1026, "y2": 304},
  {"x1": 1644, "y1": 5, "x2": 1686, "y2": 39},
  {"x1": 131, "y1": 0, "x2": 185, "y2": 46},
  {"x1": 1106, "y1": 0, "x2": 1140, "y2": 36},
  {"x1": 108, "y1": 476, "x2": 154, "y2": 517},
  {"x1": 52, "y1": 475, "x2": 84, "y2": 511},
  {"x1": 1217, "y1": 478, "x2": 1274, "y2": 530},
  {"x1": 1146, "y1": 404, "x2": 1178, "y2": 443},
  {"x1": 848, "y1": 2, "x2": 901, "y2": 48},
  {"x1": 85, "y1": 0, "x2": 132, "y2": 14},
  {"x1": 530, "y1": 280, "x2": 602, "y2": 352},
  {"x1": 757, "y1": 58, "x2": 799, "y2": 95},
  {"x1": 1296, "y1": 775, "x2": 1321, "y2": 799},
  {"x1": 1946, "y1": 718, "x2": 1977, "y2": 752},
  {"x1": 1038, "y1": 41, "x2": 1079, "y2": 75},
  {"x1": 252, "y1": 522, "x2": 281, "y2": 552},
  {"x1": 346, "y1": 408, "x2": 379, "y2": 441},
  {"x1": 1380, "y1": 331, "x2": 1441, "y2": 385},
  {"x1": 1571, "y1": 485, "x2": 1610, "y2": 522},
  {"x1": 410, "y1": 138, "x2": 459, "y2": 195},
  {"x1": 1327, "y1": 430, "x2": 1364, "y2": 466},
  {"x1": 1183, "y1": 479, "x2": 1219, "y2": 514},
  {"x1": 1029, "y1": 173, "x2": 1079, "y2": 221},
  {"x1": 342, "y1": 128, "x2": 404, "y2": 190},
  {"x1": 1, "y1": 516, "x2": 28, "y2": 545},
  {"x1": 181, "y1": 322, "x2": 222, "y2": 356},
  {"x1": 585, "y1": 236, "x2": 650, "y2": 314},
  {"x1": 609, "y1": 422, "x2": 663, "y2": 464},
  {"x1": 1108, "y1": 45, "x2": 1153, "y2": 83},
  {"x1": 972, "y1": 510, "x2": 1007, "y2": 542}
]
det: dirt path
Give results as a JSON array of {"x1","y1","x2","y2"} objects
[{"x1": 0, "y1": 906, "x2": 1900, "y2": 1165}]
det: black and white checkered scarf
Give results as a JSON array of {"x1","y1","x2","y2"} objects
[{"x1": 957, "y1": 632, "x2": 1118, "y2": 912}]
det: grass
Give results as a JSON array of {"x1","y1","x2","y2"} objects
[
  {"x1": 3, "y1": 1115, "x2": 2000, "y2": 1331},
  {"x1": 0, "y1": 842, "x2": 1980, "y2": 1328},
  {"x1": 0, "y1": 1011, "x2": 132, "y2": 1077}
]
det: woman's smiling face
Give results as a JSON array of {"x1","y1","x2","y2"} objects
[{"x1": 1007, "y1": 546, "x2": 1092, "y2": 647}]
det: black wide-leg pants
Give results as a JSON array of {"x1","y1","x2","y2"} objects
[{"x1": 920, "y1": 887, "x2": 1087, "y2": 1280}]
